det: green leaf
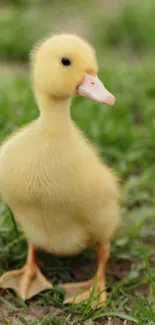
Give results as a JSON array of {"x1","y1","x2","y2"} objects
[
  {"x1": 2, "y1": 319, "x2": 10, "y2": 325},
  {"x1": 93, "y1": 311, "x2": 138, "y2": 323},
  {"x1": 19, "y1": 316, "x2": 29, "y2": 325}
]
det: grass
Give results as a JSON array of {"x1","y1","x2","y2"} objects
[
  {"x1": 0, "y1": 0, "x2": 155, "y2": 323},
  {"x1": 2, "y1": 0, "x2": 155, "y2": 62},
  {"x1": 0, "y1": 0, "x2": 91, "y2": 61},
  {"x1": 93, "y1": 0, "x2": 155, "y2": 54}
]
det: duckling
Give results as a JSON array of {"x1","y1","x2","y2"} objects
[{"x1": 0, "y1": 34, "x2": 120, "y2": 307}]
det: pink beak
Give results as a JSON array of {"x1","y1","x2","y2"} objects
[{"x1": 77, "y1": 73, "x2": 115, "y2": 106}]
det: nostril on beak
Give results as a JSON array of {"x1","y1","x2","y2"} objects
[{"x1": 91, "y1": 82, "x2": 95, "y2": 86}]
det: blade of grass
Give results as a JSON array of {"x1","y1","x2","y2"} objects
[
  {"x1": 120, "y1": 290, "x2": 153, "y2": 320},
  {"x1": 141, "y1": 244, "x2": 155, "y2": 294},
  {"x1": 92, "y1": 311, "x2": 138, "y2": 323},
  {"x1": 0, "y1": 296, "x2": 18, "y2": 311}
]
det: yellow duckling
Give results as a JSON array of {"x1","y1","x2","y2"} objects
[{"x1": 0, "y1": 34, "x2": 120, "y2": 307}]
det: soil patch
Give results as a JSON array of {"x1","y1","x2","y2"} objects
[{"x1": 0, "y1": 257, "x2": 132, "y2": 324}]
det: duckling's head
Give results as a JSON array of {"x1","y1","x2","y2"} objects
[{"x1": 31, "y1": 34, "x2": 115, "y2": 105}]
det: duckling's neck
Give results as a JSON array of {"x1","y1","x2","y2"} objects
[{"x1": 36, "y1": 91, "x2": 72, "y2": 131}]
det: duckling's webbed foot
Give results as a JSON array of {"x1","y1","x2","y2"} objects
[
  {"x1": 0, "y1": 244, "x2": 52, "y2": 300},
  {"x1": 62, "y1": 242, "x2": 110, "y2": 309}
]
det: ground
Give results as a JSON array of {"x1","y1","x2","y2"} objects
[{"x1": 0, "y1": 0, "x2": 155, "y2": 324}]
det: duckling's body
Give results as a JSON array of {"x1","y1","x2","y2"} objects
[
  {"x1": 0, "y1": 34, "x2": 120, "y2": 307},
  {"x1": 0, "y1": 105, "x2": 118, "y2": 256}
]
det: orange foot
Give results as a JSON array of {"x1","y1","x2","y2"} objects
[
  {"x1": 62, "y1": 242, "x2": 110, "y2": 309},
  {"x1": 0, "y1": 244, "x2": 52, "y2": 300}
]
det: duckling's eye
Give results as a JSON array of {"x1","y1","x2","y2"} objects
[{"x1": 61, "y1": 58, "x2": 71, "y2": 66}]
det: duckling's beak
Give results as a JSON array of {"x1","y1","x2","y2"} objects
[{"x1": 77, "y1": 73, "x2": 115, "y2": 106}]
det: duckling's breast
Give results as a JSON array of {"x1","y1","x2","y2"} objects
[
  {"x1": 9, "y1": 203, "x2": 91, "y2": 256},
  {"x1": 0, "y1": 126, "x2": 92, "y2": 255}
]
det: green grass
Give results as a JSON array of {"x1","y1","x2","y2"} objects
[
  {"x1": 2, "y1": 0, "x2": 155, "y2": 62},
  {"x1": 0, "y1": 6, "x2": 52, "y2": 61},
  {"x1": 0, "y1": 0, "x2": 91, "y2": 61},
  {"x1": 92, "y1": 0, "x2": 155, "y2": 54},
  {"x1": 0, "y1": 0, "x2": 155, "y2": 323}
]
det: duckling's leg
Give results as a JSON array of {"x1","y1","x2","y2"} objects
[
  {"x1": 0, "y1": 243, "x2": 52, "y2": 300},
  {"x1": 62, "y1": 242, "x2": 110, "y2": 308}
]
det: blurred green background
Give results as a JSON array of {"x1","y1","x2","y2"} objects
[{"x1": 0, "y1": 0, "x2": 155, "y2": 322}]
